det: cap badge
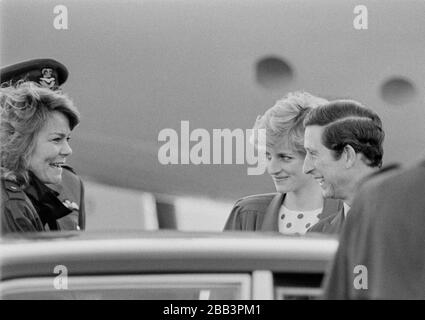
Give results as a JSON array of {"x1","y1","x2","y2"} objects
[{"x1": 39, "y1": 67, "x2": 56, "y2": 89}]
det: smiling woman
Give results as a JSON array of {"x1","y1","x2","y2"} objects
[
  {"x1": 0, "y1": 82, "x2": 80, "y2": 233},
  {"x1": 29, "y1": 111, "x2": 73, "y2": 185},
  {"x1": 224, "y1": 92, "x2": 343, "y2": 235}
]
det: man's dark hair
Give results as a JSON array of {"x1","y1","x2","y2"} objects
[{"x1": 304, "y1": 100, "x2": 384, "y2": 168}]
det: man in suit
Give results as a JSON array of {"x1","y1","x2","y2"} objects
[
  {"x1": 1, "y1": 58, "x2": 85, "y2": 230},
  {"x1": 302, "y1": 100, "x2": 385, "y2": 234},
  {"x1": 323, "y1": 160, "x2": 425, "y2": 299}
]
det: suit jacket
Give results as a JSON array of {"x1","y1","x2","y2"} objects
[
  {"x1": 223, "y1": 192, "x2": 343, "y2": 232},
  {"x1": 307, "y1": 206, "x2": 345, "y2": 234},
  {"x1": 323, "y1": 160, "x2": 425, "y2": 299},
  {"x1": 307, "y1": 164, "x2": 400, "y2": 235}
]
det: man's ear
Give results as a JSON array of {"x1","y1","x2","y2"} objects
[{"x1": 343, "y1": 144, "x2": 357, "y2": 168}]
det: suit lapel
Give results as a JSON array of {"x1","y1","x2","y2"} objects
[
  {"x1": 328, "y1": 207, "x2": 346, "y2": 233},
  {"x1": 260, "y1": 193, "x2": 285, "y2": 231},
  {"x1": 319, "y1": 198, "x2": 343, "y2": 219}
]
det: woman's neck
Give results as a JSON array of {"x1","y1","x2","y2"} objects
[{"x1": 283, "y1": 181, "x2": 324, "y2": 211}]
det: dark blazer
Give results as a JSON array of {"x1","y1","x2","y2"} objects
[
  {"x1": 308, "y1": 164, "x2": 400, "y2": 235},
  {"x1": 224, "y1": 192, "x2": 343, "y2": 232},
  {"x1": 307, "y1": 207, "x2": 345, "y2": 234},
  {"x1": 323, "y1": 161, "x2": 425, "y2": 299}
]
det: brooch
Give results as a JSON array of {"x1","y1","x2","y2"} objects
[{"x1": 63, "y1": 199, "x2": 79, "y2": 210}]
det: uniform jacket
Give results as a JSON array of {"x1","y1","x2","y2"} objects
[
  {"x1": 1, "y1": 178, "x2": 44, "y2": 233},
  {"x1": 323, "y1": 161, "x2": 425, "y2": 299},
  {"x1": 24, "y1": 171, "x2": 73, "y2": 231},
  {"x1": 223, "y1": 192, "x2": 343, "y2": 232},
  {"x1": 1, "y1": 166, "x2": 85, "y2": 234},
  {"x1": 47, "y1": 165, "x2": 86, "y2": 230}
]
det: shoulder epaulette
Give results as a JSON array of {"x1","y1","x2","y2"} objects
[{"x1": 2, "y1": 179, "x2": 27, "y2": 200}]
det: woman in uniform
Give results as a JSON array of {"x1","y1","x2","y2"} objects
[{"x1": 1, "y1": 82, "x2": 80, "y2": 233}]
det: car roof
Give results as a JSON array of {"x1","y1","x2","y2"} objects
[{"x1": 0, "y1": 231, "x2": 337, "y2": 280}]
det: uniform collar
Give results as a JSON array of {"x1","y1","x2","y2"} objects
[
  {"x1": 343, "y1": 202, "x2": 351, "y2": 218},
  {"x1": 25, "y1": 171, "x2": 59, "y2": 200},
  {"x1": 24, "y1": 171, "x2": 71, "y2": 230}
]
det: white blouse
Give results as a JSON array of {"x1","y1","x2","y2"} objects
[{"x1": 278, "y1": 205, "x2": 323, "y2": 235}]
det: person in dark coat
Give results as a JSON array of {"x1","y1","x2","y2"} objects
[
  {"x1": 302, "y1": 100, "x2": 385, "y2": 234},
  {"x1": 224, "y1": 91, "x2": 342, "y2": 234},
  {"x1": 1, "y1": 58, "x2": 85, "y2": 231},
  {"x1": 322, "y1": 160, "x2": 425, "y2": 299},
  {"x1": 1, "y1": 82, "x2": 81, "y2": 233}
]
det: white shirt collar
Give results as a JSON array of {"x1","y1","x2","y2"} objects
[{"x1": 343, "y1": 202, "x2": 351, "y2": 218}]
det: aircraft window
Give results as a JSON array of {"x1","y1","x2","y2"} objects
[
  {"x1": 255, "y1": 56, "x2": 294, "y2": 89},
  {"x1": 381, "y1": 77, "x2": 417, "y2": 106}
]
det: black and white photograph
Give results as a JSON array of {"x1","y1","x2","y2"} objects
[{"x1": 1, "y1": 0, "x2": 425, "y2": 305}]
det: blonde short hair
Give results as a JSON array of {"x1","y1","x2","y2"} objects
[{"x1": 252, "y1": 91, "x2": 328, "y2": 155}]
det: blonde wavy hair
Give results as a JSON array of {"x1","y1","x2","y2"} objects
[
  {"x1": 252, "y1": 91, "x2": 328, "y2": 155},
  {"x1": 0, "y1": 82, "x2": 80, "y2": 186}
]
